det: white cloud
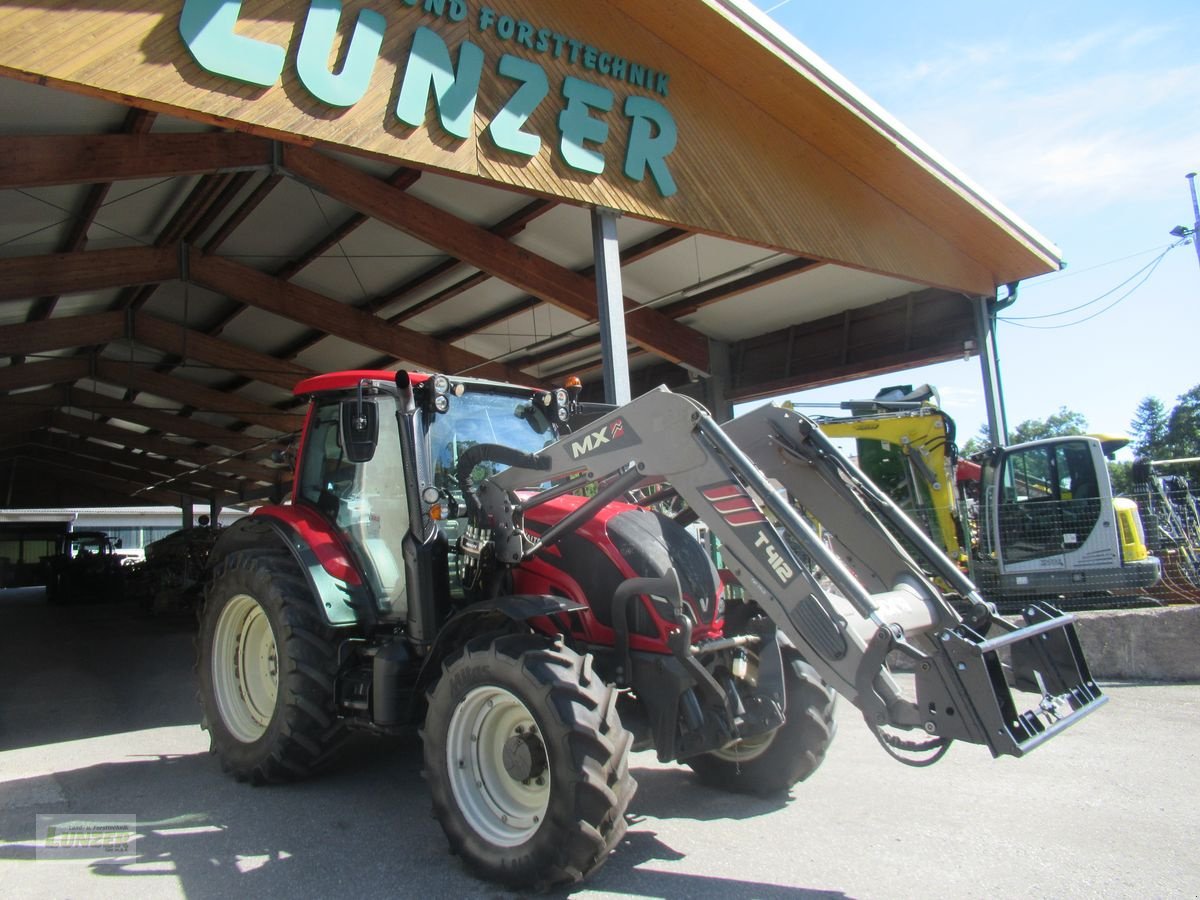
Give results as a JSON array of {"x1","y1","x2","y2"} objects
[{"x1": 880, "y1": 40, "x2": 1200, "y2": 215}]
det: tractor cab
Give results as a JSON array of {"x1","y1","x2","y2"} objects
[{"x1": 290, "y1": 371, "x2": 567, "y2": 619}]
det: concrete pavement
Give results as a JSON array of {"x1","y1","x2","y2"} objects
[{"x1": 1, "y1": 588, "x2": 1197, "y2": 899}]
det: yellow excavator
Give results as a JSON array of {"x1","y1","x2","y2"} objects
[{"x1": 814, "y1": 386, "x2": 1164, "y2": 611}]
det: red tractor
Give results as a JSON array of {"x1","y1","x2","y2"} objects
[{"x1": 198, "y1": 371, "x2": 1105, "y2": 889}]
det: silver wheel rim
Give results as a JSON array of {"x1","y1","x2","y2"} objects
[
  {"x1": 211, "y1": 593, "x2": 279, "y2": 743},
  {"x1": 446, "y1": 685, "x2": 550, "y2": 847},
  {"x1": 712, "y1": 728, "x2": 776, "y2": 763}
]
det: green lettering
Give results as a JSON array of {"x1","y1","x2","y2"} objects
[
  {"x1": 179, "y1": 0, "x2": 285, "y2": 87},
  {"x1": 624, "y1": 95, "x2": 677, "y2": 197},
  {"x1": 395, "y1": 26, "x2": 483, "y2": 139},
  {"x1": 655, "y1": 72, "x2": 670, "y2": 97},
  {"x1": 628, "y1": 63, "x2": 645, "y2": 89},
  {"x1": 478, "y1": 6, "x2": 496, "y2": 30},
  {"x1": 448, "y1": 0, "x2": 467, "y2": 22},
  {"x1": 551, "y1": 33, "x2": 567, "y2": 57},
  {"x1": 567, "y1": 38, "x2": 582, "y2": 64},
  {"x1": 488, "y1": 54, "x2": 548, "y2": 157},
  {"x1": 558, "y1": 77, "x2": 612, "y2": 174},
  {"x1": 536, "y1": 28, "x2": 551, "y2": 52},
  {"x1": 497, "y1": 15, "x2": 514, "y2": 40},
  {"x1": 424, "y1": 0, "x2": 445, "y2": 15},
  {"x1": 598, "y1": 52, "x2": 612, "y2": 75},
  {"x1": 610, "y1": 57, "x2": 626, "y2": 80},
  {"x1": 296, "y1": 0, "x2": 384, "y2": 107},
  {"x1": 583, "y1": 46, "x2": 598, "y2": 70}
]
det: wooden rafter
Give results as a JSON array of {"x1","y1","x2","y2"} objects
[
  {"x1": 432, "y1": 227, "x2": 694, "y2": 346},
  {"x1": 655, "y1": 258, "x2": 825, "y2": 318},
  {"x1": 0, "y1": 133, "x2": 270, "y2": 189},
  {"x1": 0, "y1": 311, "x2": 127, "y2": 356},
  {"x1": 133, "y1": 314, "x2": 316, "y2": 392},
  {"x1": 15, "y1": 432, "x2": 245, "y2": 498},
  {"x1": 91, "y1": 358, "x2": 304, "y2": 434},
  {"x1": 281, "y1": 147, "x2": 710, "y2": 373},
  {"x1": 187, "y1": 251, "x2": 527, "y2": 384},
  {"x1": 204, "y1": 172, "x2": 284, "y2": 254},
  {"x1": 0, "y1": 245, "x2": 178, "y2": 304},
  {"x1": 383, "y1": 198, "x2": 556, "y2": 322},
  {"x1": 26, "y1": 110, "x2": 159, "y2": 326},
  {"x1": 511, "y1": 256, "x2": 823, "y2": 371},
  {"x1": 15, "y1": 385, "x2": 275, "y2": 452},
  {"x1": 0, "y1": 451, "x2": 190, "y2": 506},
  {"x1": 0, "y1": 357, "x2": 88, "y2": 392},
  {"x1": 46, "y1": 412, "x2": 281, "y2": 484}
]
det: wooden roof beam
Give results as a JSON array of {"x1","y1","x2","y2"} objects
[
  {"x1": 0, "y1": 451, "x2": 196, "y2": 506},
  {"x1": 90, "y1": 358, "x2": 304, "y2": 434},
  {"x1": 0, "y1": 246, "x2": 179, "y2": 304},
  {"x1": 133, "y1": 313, "x2": 315, "y2": 393},
  {"x1": 16, "y1": 385, "x2": 275, "y2": 452},
  {"x1": 0, "y1": 133, "x2": 271, "y2": 189},
  {"x1": 187, "y1": 251, "x2": 527, "y2": 384},
  {"x1": 19, "y1": 432, "x2": 246, "y2": 497},
  {"x1": 281, "y1": 147, "x2": 709, "y2": 373},
  {"x1": 26, "y1": 109, "x2": 159, "y2": 325},
  {"x1": 0, "y1": 357, "x2": 89, "y2": 392},
  {"x1": 46, "y1": 411, "x2": 282, "y2": 485},
  {"x1": 656, "y1": 258, "x2": 825, "y2": 318},
  {"x1": 383, "y1": 198, "x2": 557, "y2": 322},
  {"x1": 432, "y1": 227, "x2": 693, "y2": 345},
  {"x1": 0, "y1": 311, "x2": 127, "y2": 356}
]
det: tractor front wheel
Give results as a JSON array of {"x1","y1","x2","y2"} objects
[
  {"x1": 422, "y1": 634, "x2": 636, "y2": 890},
  {"x1": 687, "y1": 654, "x2": 836, "y2": 796},
  {"x1": 197, "y1": 550, "x2": 344, "y2": 784}
]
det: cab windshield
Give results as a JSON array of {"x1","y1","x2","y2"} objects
[{"x1": 427, "y1": 386, "x2": 557, "y2": 490}]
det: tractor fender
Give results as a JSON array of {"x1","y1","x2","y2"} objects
[
  {"x1": 418, "y1": 594, "x2": 587, "y2": 689},
  {"x1": 206, "y1": 509, "x2": 369, "y2": 626}
]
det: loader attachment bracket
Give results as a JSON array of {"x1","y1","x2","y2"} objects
[{"x1": 917, "y1": 604, "x2": 1107, "y2": 758}]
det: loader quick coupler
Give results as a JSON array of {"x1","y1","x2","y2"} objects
[{"x1": 913, "y1": 606, "x2": 1106, "y2": 758}]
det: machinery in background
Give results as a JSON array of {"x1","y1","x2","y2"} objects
[{"x1": 816, "y1": 386, "x2": 1165, "y2": 611}]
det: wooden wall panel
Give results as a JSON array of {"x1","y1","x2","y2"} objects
[{"x1": 0, "y1": 1, "x2": 1042, "y2": 295}]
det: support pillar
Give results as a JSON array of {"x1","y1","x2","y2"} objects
[
  {"x1": 973, "y1": 295, "x2": 1008, "y2": 448},
  {"x1": 591, "y1": 207, "x2": 630, "y2": 406},
  {"x1": 702, "y1": 339, "x2": 735, "y2": 423}
]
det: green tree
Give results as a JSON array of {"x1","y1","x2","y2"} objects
[
  {"x1": 963, "y1": 407, "x2": 1088, "y2": 455},
  {"x1": 1157, "y1": 385, "x2": 1200, "y2": 482},
  {"x1": 1009, "y1": 407, "x2": 1088, "y2": 444},
  {"x1": 1130, "y1": 396, "x2": 1169, "y2": 459},
  {"x1": 1163, "y1": 385, "x2": 1200, "y2": 459}
]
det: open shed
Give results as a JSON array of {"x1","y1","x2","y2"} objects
[{"x1": 0, "y1": 0, "x2": 1060, "y2": 510}]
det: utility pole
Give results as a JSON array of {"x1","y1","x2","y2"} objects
[{"x1": 1188, "y1": 173, "x2": 1200, "y2": 272}]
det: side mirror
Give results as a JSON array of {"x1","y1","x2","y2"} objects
[{"x1": 340, "y1": 398, "x2": 379, "y2": 464}]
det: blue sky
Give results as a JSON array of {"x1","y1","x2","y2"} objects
[{"x1": 747, "y1": 0, "x2": 1200, "y2": 444}]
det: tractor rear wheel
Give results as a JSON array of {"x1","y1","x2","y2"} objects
[
  {"x1": 197, "y1": 549, "x2": 344, "y2": 784},
  {"x1": 687, "y1": 655, "x2": 836, "y2": 796},
  {"x1": 422, "y1": 634, "x2": 636, "y2": 890}
]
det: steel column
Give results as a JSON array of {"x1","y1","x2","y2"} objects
[{"x1": 590, "y1": 208, "x2": 630, "y2": 405}]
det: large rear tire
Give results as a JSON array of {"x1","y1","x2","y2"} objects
[
  {"x1": 422, "y1": 634, "x2": 636, "y2": 890},
  {"x1": 197, "y1": 549, "x2": 345, "y2": 784},
  {"x1": 687, "y1": 655, "x2": 836, "y2": 796}
]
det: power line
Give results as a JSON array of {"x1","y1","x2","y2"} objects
[
  {"x1": 1003, "y1": 243, "x2": 1177, "y2": 322},
  {"x1": 1000, "y1": 244, "x2": 1175, "y2": 330}
]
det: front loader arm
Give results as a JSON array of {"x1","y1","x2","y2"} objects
[{"x1": 482, "y1": 387, "x2": 1105, "y2": 758}]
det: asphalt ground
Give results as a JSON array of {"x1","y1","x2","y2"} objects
[{"x1": 1, "y1": 587, "x2": 1197, "y2": 899}]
